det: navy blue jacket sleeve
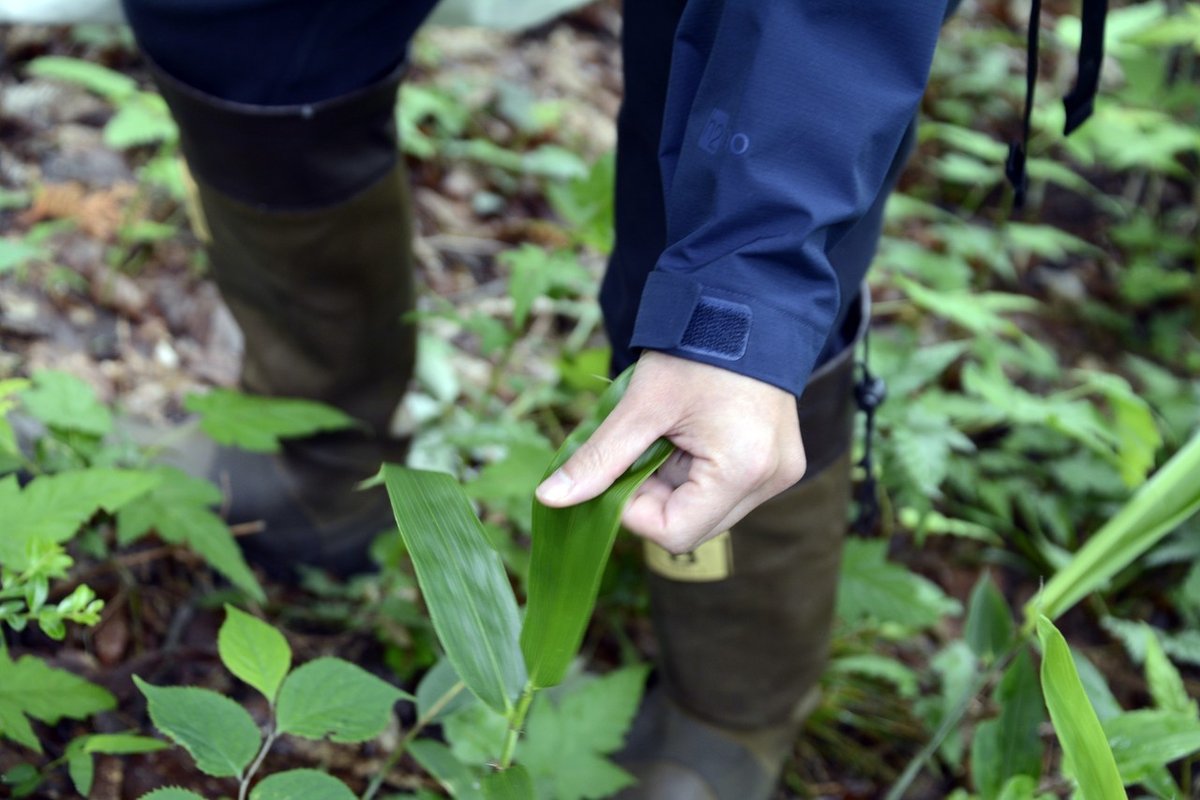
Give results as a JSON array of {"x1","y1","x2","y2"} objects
[{"x1": 630, "y1": 1, "x2": 948, "y2": 397}]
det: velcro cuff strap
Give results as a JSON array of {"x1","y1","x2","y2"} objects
[{"x1": 629, "y1": 270, "x2": 823, "y2": 397}]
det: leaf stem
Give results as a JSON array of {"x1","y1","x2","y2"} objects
[
  {"x1": 238, "y1": 724, "x2": 277, "y2": 800},
  {"x1": 499, "y1": 683, "x2": 536, "y2": 770},
  {"x1": 361, "y1": 682, "x2": 466, "y2": 800}
]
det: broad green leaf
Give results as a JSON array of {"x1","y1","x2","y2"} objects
[
  {"x1": 443, "y1": 703, "x2": 509, "y2": 767},
  {"x1": 965, "y1": 573, "x2": 1014, "y2": 663},
  {"x1": 218, "y1": 605, "x2": 291, "y2": 703},
  {"x1": 0, "y1": 469, "x2": 159, "y2": 570},
  {"x1": 26, "y1": 56, "x2": 138, "y2": 100},
  {"x1": 522, "y1": 369, "x2": 674, "y2": 688},
  {"x1": 249, "y1": 769, "x2": 357, "y2": 800},
  {"x1": 117, "y1": 468, "x2": 264, "y2": 603},
  {"x1": 1035, "y1": 617, "x2": 1127, "y2": 800},
  {"x1": 1029, "y1": 430, "x2": 1200, "y2": 624},
  {"x1": 836, "y1": 538, "x2": 960, "y2": 630},
  {"x1": 184, "y1": 389, "x2": 357, "y2": 453},
  {"x1": 1104, "y1": 710, "x2": 1200, "y2": 786},
  {"x1": 20, "y1": 370, "x2": 112, "y2": 436},
  {"x1": 970, "y1": 649, "x2": 1045, "y2": 799},
  {"x1": 409, "y1": 739, "x2": 485, "y2": 800},
  {"x1": 518, "y1": 666, "x2": 647, "y2": 800},
  {"x1": 138, "y1": 789, "x2": 207, "y2": 800},
  {"x1": 416, "y1": 658, "x2": 472, "y2": 724},
  {"x1": 482, "y1": 765, "x2": 534, "y2": 800},
  {"x1": 0, "y1": 650, "x2": 114, "y2": 752},
  {"x1": 276, "y1": 657, "x2": 410, "y2": 742},
  {"x1": 1141, "y1": 625, "x2": 1195, "y2": 715},
  {"x1": 65, "y1": 733, "x2": 169, "y2": 796},
  {"x1": 134, "y1": 678, "x2": 260, "y2": 778},
  {"x1": 383, "y1": 466, "x2": 527, "y2": 713}
]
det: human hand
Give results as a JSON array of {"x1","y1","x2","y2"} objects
[{"x1": 534, "y1": 350, "x2": 807, "y2": 553}]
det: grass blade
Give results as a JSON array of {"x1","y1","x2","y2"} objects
[
  {"x1": 1036, "y1": 616, "x2": 1128, "y2": 800},
  {"x1": 1027, "y1": 430, "x2": 1200, "y2": 625},
  {"x1": 383, "y1": 466, "x2": 527, "y2": 714},
  {"x1": 521, "y1": 368, "x2": 674, "y2": 688}
]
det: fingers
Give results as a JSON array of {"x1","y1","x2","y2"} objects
[{"x1": 535, "y1": 401, "x2": 662, "y2": 507}]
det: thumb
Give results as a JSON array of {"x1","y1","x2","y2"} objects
[{"x1": 536, "y1": 408, "x2": 661, "y2": 508}]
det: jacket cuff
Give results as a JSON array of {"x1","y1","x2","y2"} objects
[{"x1": 629, "y1": 270, "x2": 827, "y2": 398}]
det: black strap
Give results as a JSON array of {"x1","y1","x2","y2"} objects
[
  {"x1": 1006, "y1": 0, "x2": 1107, "y2": 209},
  {"x1": 1005, "y1": 0, "x2": 1042, "y2": 210},
  {"x1": 853, "y1": 329, "x2": 887, "y2": 536},
  {"x1": 1064, "y1": 0, "x2": 1109, "y2": 134}
]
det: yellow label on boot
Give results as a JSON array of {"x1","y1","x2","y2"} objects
[{"x1": 644, "y1": 531, "x2": 733, "y2": 582}]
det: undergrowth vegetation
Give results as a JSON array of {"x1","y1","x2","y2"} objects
[{"x1": 1, "y1": 1, "x2": 1198, "y2": 798}]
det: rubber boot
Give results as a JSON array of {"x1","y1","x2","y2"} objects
[
  {"x1": 616, "y1": 296, "x2": 865, "y2": 799},
  {"x1": 145, "y1": 62, "x2": 416, "y2": 578}
]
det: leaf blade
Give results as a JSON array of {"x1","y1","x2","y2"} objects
[
  {"x1": 383, "y1": 466, "x2": 527, "y2": 713},
  {"x1": 218, "y1": 605, "x2": 292, "y2": 704}
]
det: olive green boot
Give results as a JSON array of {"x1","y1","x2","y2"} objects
[
  {"x1": 616, "y1": 300, "x2": 864, "y2": 799},
  {"x1": 147, "y1": 63, "x2": 416, "y2": 578}
]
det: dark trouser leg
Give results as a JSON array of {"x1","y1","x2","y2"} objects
[
  {"x1": 606, "y1": 1, "x2": 917, "y2": 797},
  {"x1": 122, "y1": 0, "x2": 438, "y2": 576}
]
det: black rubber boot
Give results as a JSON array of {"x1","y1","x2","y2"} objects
[
  {"x1": 146, "y1": 62, "x2": 416, "y2": 578},
  {"x1": 616, "y1": 296, "x2": 866, "y2": 799}
]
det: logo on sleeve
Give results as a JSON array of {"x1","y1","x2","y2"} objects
[{"x1": 699, "y1": 109, "x2": 750, "y2": 156}]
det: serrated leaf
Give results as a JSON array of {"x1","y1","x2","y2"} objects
[
  {"x1": 276, "y1": 657, "x2": 410, "y2": 743},
  {"x1": 965, "y1": 573, "x2": 1014, "y2": 662},
  {"x1": 138, "y1": 789, "x2": 208, "y2": 800},
  {"x1": 443, "y1": 703, "x2": 509, "y2": 767},
  {"x1": 20, "y1": 370, "x2": 112, "y2": 436},
  {"x1": 249, "y1": 769, "x2": 357, "y2": 800},
  {"x1": 0, "y1": 469, "x2": 159, "y2": 571},
  {"x1": 1035, "y1": 617, "x2": 1127, "y2": 800},
  {"x1": 836, "y1": 538, "x2": 960, "y2": 630},
  {"x1": 383, "y1": 466, "x2": 527, "y2": 713},
  {"x1": 218, "y1": 605, "x2": 291, "y2": 703},
  {"x1": 518, "y1": 666, "x2": 646, "y2": 800},
  {"x1": 416, "y1": 658, "x2": 472, "y2": 724},
  {"x1": 117, "y1": 468, "x2": 264, "y2": 603},
  {"x1": 185, "y1": 389, "x2": 357, "y2": 453},
  {"x1": 409, "y1": 739, "x2": 485, "y2": 800},
  {"x1": 971, "y1": 649, "x2": 1045, "y2": 799},
  {"x1": 522, "y1": 368, "x2": 674, "y2": 688},
  {"x1": 1141, "y1": 627, "x2": 1195, "y2": 716},
  {"x1": 482, "y1": 765, "x2": 534, "y2": 800},
  {"x1": 0, "y1": 650, "x2": 115, "y2": 753},
  {"x1": 134, "y1": 677, "x2": 260, "y2": 778}
]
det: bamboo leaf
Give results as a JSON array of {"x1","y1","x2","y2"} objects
[
  {"x1": 1035, "y1": 617, "x2": 1127, "y2": 800},
  {"x1": 521, "y1": 368, "x2": 674, "y2": 688},
  {"x1": 1028, "y1": 431, "x2": 1200, "y2": 624},
  {"x1": 965, "y1": 572, "x2": 1015, "y2": 663},
  {"x1": 383, "y1": 466, "x2": 527, "y2": 713}
]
